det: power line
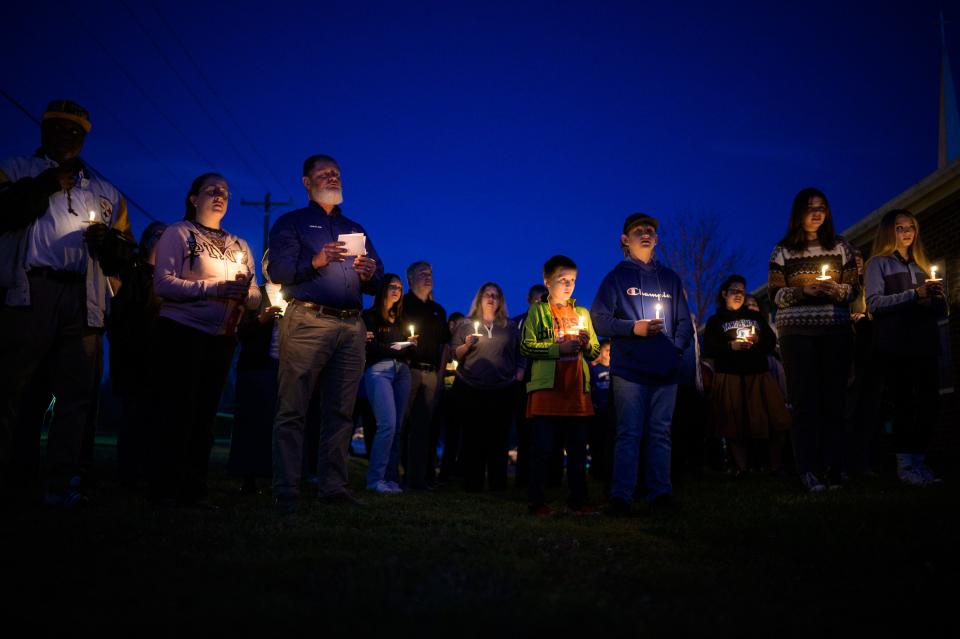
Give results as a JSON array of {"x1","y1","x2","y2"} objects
[
  {"x1": 118, "y1": 0, "x2": 275, "y2": 196},
  {"x1": 58, "y1": 0, "x2": 218, "y2": 172},
  {"x1": 0, "y1": 88, "x2": 162, "y2": 224},
  {"x1": 148, "y1": 0, "x2": 296, "y2": 201}
]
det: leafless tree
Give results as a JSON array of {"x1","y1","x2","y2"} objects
[{"x1": 661, "y1": 212, "x2": 741, "y2": 324}]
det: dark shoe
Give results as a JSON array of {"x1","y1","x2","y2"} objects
[
  {"x1": 275, "y1": 496, "x2": 300, "y2": 515},
  {"x1": 528, "y1": 503, "x2": 555, "y2": 517},
  {"x1": 649, "y1": 493, "x2": 679, "y2": 513},
  {"x1": 604, "y1": 497, "x2": 632, "y2": 517},
  {"x1": 320, "y1": 491, "x2": 366, "y2": 507},
  {"x1": 240, "y1": 477, "x2": 261, "y2": 495}
]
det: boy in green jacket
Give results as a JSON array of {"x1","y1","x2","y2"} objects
[{"x1": 520, "y1": 255, "x2": 601, "y2": 516}]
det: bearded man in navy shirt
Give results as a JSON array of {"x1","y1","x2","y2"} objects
[{"x1": 268, "y1": 154, "x2": 382, "y2": 512}]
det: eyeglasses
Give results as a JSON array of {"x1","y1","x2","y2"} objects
[
  {"x1": 199, "y1": 186, "x2": 230, "y2": 199},
  {"x1": 314, "y1": 170, "x2": 340, "y2": 180}
]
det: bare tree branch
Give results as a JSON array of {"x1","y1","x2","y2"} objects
[{"x1": 661, "y1": 212, "x2": 741, "y2": 323}]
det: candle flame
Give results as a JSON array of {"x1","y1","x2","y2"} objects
[
  {"x1": 931, "y1": 266, "x2": 938, "y2": 279},
  {"x1": 409, "y1": 324, "x2": 415, "y2": 337},
  {"x1": 235, "y1": 251, "x2": 245, "y2": 265},
  {"x1": 88, "y1": 210, "x2": 96, "y2": 222},
  {"x1": 474, "y1": 321, "x2": 480, "y2": 334},
  {"x1": 821, "y1": 264, "x2": 828, "y2": 277}
]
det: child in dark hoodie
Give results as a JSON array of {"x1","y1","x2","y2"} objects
[{"x1": 591, "y1": 213, "x2": 693, "y2": 514}]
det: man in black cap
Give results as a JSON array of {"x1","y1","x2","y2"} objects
[{"x1": 0, "y1": 99, "x2": 133, "y2": 507}]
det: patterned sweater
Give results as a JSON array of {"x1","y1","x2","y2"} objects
[{"x1": 767, "y1": 239, "x2": 859, "y2": 336}]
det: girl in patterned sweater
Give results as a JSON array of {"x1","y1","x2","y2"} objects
[{"x1": 768, "y1": 188, "x2": 859, "y2": 492}]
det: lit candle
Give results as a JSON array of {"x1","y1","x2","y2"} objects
[
  {"x1": 234, "y1": 250, "x2": 245, "y2": 278},
  {"x1": 817, "y1": 264, "x2": 831, "y2": 281},
  {"x1": 655, "y1": 303, "x2": 662, "y2": 320},
  {"x1": 473, "y1": 321, "x2": 481, "y2": 336},
  {"x1": 409, "y1": 324, "x2": 415, "y2": 338},
  {"x1": 928, "y1": 266, "x2": 940, "y2": 282},
  {"x1": 87, "y1": 210, "x2": 97, "y2": 223}
]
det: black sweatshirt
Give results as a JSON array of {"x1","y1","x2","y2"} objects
[
  {"x1": 362, "y1": 308, "x2": 415, "y2": 368},
  {"x1": 701, "y1": 307, "x2": 776, "y2": 375}
]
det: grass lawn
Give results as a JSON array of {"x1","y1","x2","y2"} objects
[{"x1": 3, "y1": 438, "x2": 957, "y2": 635}]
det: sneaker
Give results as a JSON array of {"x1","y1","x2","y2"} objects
[
  {"x1": 385, "y1": 481, "x2": 404, "y2": 493},
  {"x1": 800, "y1": 472, "x2": 826, "y2": 493},
  {"x1": 367, "y1": 481, "x2": 399, "y2": 495},
  {"x1": 897, "y1": 467, "x2": 927, "y2": 487},
  {"x1": 913, "y1": 461, "x2": 943, "y2": 486},
  {"x1": 528, "y1": 504, "x2": 555, "y2": 517},
  {"x1": 604, "y1": 497, "x2": 632, "y2": 517}
]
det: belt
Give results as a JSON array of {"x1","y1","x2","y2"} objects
[
  {"x1": 409, "y1": 362, "x2": 436, "y2": 372},
  {"x1": 28, "y1": 267, "x2": 85, "y2": 284},
  {"x1": 292, "y1": 300, "x2": 361, "y2": 319}
]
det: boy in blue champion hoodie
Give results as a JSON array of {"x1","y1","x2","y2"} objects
[{"x1": 590, "y1": 213, "x2": 692, "y2": 514}]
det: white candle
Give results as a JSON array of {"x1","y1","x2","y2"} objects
[
  {"x1": 929, "y1": 266, "x2": 939, "y2": 282},
  {"x1": 473, "y1": 321, "x2": 480, "y2": 336},
  {"x1": 87, "y1": 210, "x2": 97, "y2": 223},
  {"x1": 816, "y1": 264, "x2": 832, "y2": 281},
  {"x1": 234, "y1": 251, "x2": 245, "y2": 278},
  {"x1": 655, "y1": 303, "x2": 662, "y2": 320},
  {"x1": 409, "y1": 324, "x2": 415, "y2": 338}
]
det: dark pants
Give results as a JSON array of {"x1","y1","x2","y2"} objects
[
  {"x1": 884, "y1": 354, "x2": 939, "y2": 454},
  {"x1": 149, "y1": 317, "x2": 236, "y2": 503},
  {"x1": 438, "y1": 382, "x2": 462, "y2": 480},
  {"x1": 588, "y1": 400, "x2": 615, "y2": 487},
  {"x1": 528, "y1": 415, "x2": 589, "y2": 508},
  {"x1": 780, "y1": 332, "x2": 853, "y2": 476},
  {"x1": 404, "y1": 366, "x2": 441, "y2": 489},
  {"x1": 843, "y1": 354, "x2": 884, "y2": 475},
  {"x1": 228, "y1": 361, "x2": 280, "y2": 479},
  {"x1": 0, "y1": 272, "x2": 100, "y2": 497},
  {"x1": 457, "y1": 380, "x2": 512, "y2": 491}
]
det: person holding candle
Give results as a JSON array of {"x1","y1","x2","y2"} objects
[
  {"x1": 148, "y1": 173, "x2": 260, "y2": 507},
  {"x1": 451, "y1": 282, "x2": 519, "y2": 492},
  {"x1": 362, "y1": 274, "x2": 416, "y2": 494},
  {"x1": 864, "y1": 209, "x2": 947, "y2": 486},
  {"x1": 591, "y1": 213, "x2": 693, "y2": 515},
  {"x1": 0, "y1": 100, "x2": 134, "y2": 506},
  {"x1": 702, "y1": 275, "x2": 791, "y2": 476},
  {"x1": 401, "y1": 261, "x2": 450, "y2": 490},
  {"x1": 768, "y1": 187, "x2": 859, "y2": 492},
  {"x1": 520, "y1": 255, "x2": 601, "y2": 516},
  {"x1": 267, "y1": 154, "x2": 382, "y2": 513}
]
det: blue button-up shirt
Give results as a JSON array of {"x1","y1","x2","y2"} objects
[{"x1": 266, "y1": 201, "x2": 383, "y2": 309}]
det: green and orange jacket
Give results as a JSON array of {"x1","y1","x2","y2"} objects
[{"x1": 520, "y1": 299, "x2": 601, "y2": 395}]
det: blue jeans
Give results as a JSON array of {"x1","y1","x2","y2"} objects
[
  {"x1": 611, "y1": 375, "x2": 678, "y2": 502},
  {"x1": 364, "y1": 359, "x2": 411, "y2": 488}
]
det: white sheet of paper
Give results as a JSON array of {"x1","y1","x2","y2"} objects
[{"x1": 338, "y1": 233, "x2": 367, "y2": 256}]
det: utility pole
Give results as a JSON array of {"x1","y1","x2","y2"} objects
[{"x1": 241, "y1": 192, "x2": 292, "y2": 262}]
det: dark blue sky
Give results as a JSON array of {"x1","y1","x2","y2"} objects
[{"x1": 3, "y1": 0, "x2": 956, "y2": 317}]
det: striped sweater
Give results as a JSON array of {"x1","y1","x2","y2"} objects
[{"x1": 767, "y1": 239, "x2": 859, "y2": 336}]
